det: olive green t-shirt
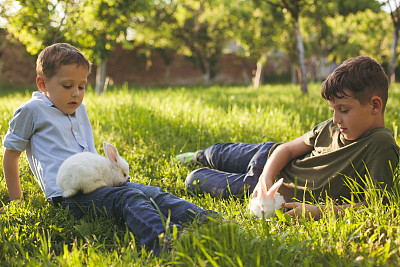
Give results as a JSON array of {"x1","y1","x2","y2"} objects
[{"x1": 271, "y1": 118, "x2": 399, "y2": 203}]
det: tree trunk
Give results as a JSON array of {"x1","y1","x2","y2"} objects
[
  {"x1": 158, "y1": 49, "x2": 174, "y2": 85},
  {"x1": 95, "y1": 60, "x2": 107, "y2": 94},
  {"x1": 164, "y1": 64, "x2": 171, "y2": 85},
  {"x1": 293, "y1": 19, "x2": 308, "y2": 94},
  {"x1": 290, "y1": 64, "x2": 297, "y2": 84},
  {"x1": 254, "y1": 61, "x2": 263, "y2": 89},
  {"x1": 389, "y1": 25, "x2": 399, "y2": 84},
  {"x1": 242, "y1": 70, "x2": 250, "y2": 86},
  {"x1": 254, "y1": 54, "x2": 267, "y2": 89},
  {"x1": 203, "y1": 70, "x2": 211, "y2": 86}
]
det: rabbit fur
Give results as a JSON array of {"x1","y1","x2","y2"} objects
[
  {"x1": 248, "y1": 178, "x2": 285, "y2": 219},
  {"x1": 56, "y1": 141, "x2": 129, "y2": 198}
]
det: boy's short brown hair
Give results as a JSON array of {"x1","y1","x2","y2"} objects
[
  {"x1": 36, "y1": 43, "x2": 92, "y2": 79},
  {"x1": 321, "y1": 56, "x2": 389, "y2": 110}
]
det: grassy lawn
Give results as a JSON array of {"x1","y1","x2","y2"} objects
[{"x1": 1, "y1": 83, "x2": 400, "y2": 266}]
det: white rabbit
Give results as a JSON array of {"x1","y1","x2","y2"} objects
[
  {"x1": 248, "y1": 178, "x2": 285, "y2": 219},
  {"x1": 56, "y1": 141, "x2": 129, "y2": 198}
]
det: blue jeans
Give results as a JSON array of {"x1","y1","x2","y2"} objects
[
  {"x1": 185, "y1": 142, "x2": 276, "y2": 197},
  {"x1": 55, "y1": 182, "x2": 217, "y2": 255}
]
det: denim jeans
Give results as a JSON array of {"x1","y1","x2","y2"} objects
[
  {"x1": 55, "y1": 182, "x2": 217, "y2": 255},
  {"x1": 185, "y1": 142, "x2": 276, "y2": 197}
]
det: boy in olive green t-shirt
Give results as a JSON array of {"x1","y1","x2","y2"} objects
[{"x1": 176, "y1": 56, "x2": 399, "y2": 219}]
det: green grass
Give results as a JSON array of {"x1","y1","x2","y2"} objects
[{"x1": 1, "y1": 83, "x2": 400, "y2": 266}]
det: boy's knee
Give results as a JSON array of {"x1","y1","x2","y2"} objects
[
  {"x1": 185, "y1": 168, "x2": 226, "y2": 197},
  {"x1": 186, "y1": 169, "x2": 230, "y2": 197},
  {"x1": 185, "y1": 168, "x2": 208, "y2": 190}
]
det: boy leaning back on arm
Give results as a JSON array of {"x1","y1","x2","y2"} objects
[
  {"x1": 176, "y1": 56, "x2": 399, "y2": 219},
  {"x1": 2, "y1": 43, "x2": 218, "y2": 255}
]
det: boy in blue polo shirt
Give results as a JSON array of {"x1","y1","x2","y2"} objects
[{"x1": 2, "y1": 43, "x2": 217, "y2": 255}]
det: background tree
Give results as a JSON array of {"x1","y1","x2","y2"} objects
[
  {"x1": 326, "y1": 10, "x2": 391, "y2": 64},
  {"x1": 233, "y1": 0, "x2": 285, "y2": 88},
  {"x1": 0, "y1": 0, "x2": 394, "y2": 89},
  {"x1": 67, "y1": 0, "x2": 149, "y2": 93},
  {"x1": 0, "y1": 0, "x2": 149, "y2": 93},
  {"x1": 299, "y1": 0, "x2": 387, "y2": 83},
  {"x1": 264, "y1": 0, "x2": 308, "y2": 94},
  {"x1": 336, "y1": 0, "x2": 382, "y2": 15},
  {"x1": 300, "y1": 0, "x2": 337, "y2": 82},
  {"x1": 0, "y1": 0, "x2": 80, "y2": 55},
  {"x1": 386, "y1": 0, "x2": 400, "y2": 83},
  {"x1": 169, "y1": 0, "x2": 234, "y2": 86},
  {"x1": 131, "y1": 0, "x2": 178, "y2": 84}
]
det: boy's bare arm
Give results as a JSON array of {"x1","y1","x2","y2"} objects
[
  {"x1": 284, "y1": 201, "x2": 367, "y2": 220},
  {"x1": 256, "y1": 136, "x2": 313, "y2": 193},
  {"x1": 3, "y1": 148, "x2": 23, "y2": 201}
]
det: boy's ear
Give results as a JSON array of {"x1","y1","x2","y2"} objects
[
  {"x1": 370, "y1": 96, "x2": 383, "y2": 115},
  {"x1": 36, "y1": 75, "x2": 47, "y2": 93}
]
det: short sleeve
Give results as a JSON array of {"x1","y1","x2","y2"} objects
[
  {"x1": 3, "y1": 105, "x2": 35, "y2": 152},
  {"x1": 303, "y1": 119, "x2": 331, "y2": 147},
  {"x1": 303, "y1": 129, "x2": 315, "y2": 147},
  {"x1": 366, "y1": 144, "x2": 399, "y2": 189}
]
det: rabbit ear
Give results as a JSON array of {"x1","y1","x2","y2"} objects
[
  {"x1": 103, "y1": 141, "x2": 109, "y2": 153},
  {"x1": 104, "y1": 141, "x2": 119, "y2": 163},
  {"x1": 266, "y1": 178, "x2": 284, "y2": 199},
  {"x1": 256, "y1": 182, "x2": 267, "y2": 200}
]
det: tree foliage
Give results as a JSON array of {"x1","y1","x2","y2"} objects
[
  {"x1": 232, "y1": 0, "x2": 285, "y2": 88},
  {"x1": 172, "y1": 0, "x2": 234, "y2": 85},
  {"x1": 130, "y1": 0, "x2": 179, "y2": 83},
  {"x1": 67, "y1": 0, "x2": 148, "y2": 93},
  {"x1": 335, "y1": 0, "x2": 382, "y2": 15},
  {"x1": 68, "y1": 0, "x2": 147, "y2": 64},
  {"x1": 326, "y1": 10, "x2": 392, "y2": 64},
  {"x1": 264, "y1": 0, "x2": 309, "y2": 93},
  {"x1": 1, "y1": 0, "x2": 148, "y2": 93},
  {"x1": 131, "y1": 0, "x2": 235, "y2": 86},
  {"x1": 1, "y1": 0, "x2": 399, "y2": 88},
  {"x1": 1, "y1": 0, "x2": 80, "y2": 54}
]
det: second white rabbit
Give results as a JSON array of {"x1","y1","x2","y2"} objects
[
  {"x1": 248, "y1": 178, "x2": 285, "y2": 219},
  {"x1": 56, "y1": 141, "x2": 129, "y2": 198}
]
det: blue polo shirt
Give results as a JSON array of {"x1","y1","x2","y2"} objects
[{"x1": 3, "y1": 91, "x2": 97, "y2": 199}]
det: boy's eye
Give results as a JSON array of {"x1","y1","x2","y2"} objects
[
  {"x1": 78, "y1": 86, "x2": 85, "y2": 90},
  {"x1": 63, "y1": 85, "x2": 72, "y2": 89}
]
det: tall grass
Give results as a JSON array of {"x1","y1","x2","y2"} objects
[{"x1": 0, "y1": 83, "x2": 400, "y2": 266}]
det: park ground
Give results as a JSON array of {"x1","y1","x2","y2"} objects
[{"x1": 1, "y1": 83, "x2": 400, "y2": 266}]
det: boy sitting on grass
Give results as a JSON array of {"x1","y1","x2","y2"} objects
[
  {"x1": 1, "y1": 43, "x2": 218, "y2": 255},
  {"x1": 176, "y1": 56, "x2": 399, "y2": 219}
]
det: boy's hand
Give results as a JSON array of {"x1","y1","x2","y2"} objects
[
  {"x1": 251, "y1": 182, "x2": 260, "y2": 199},
  {"x1": 284, "y1": 201, "x2": 366, "y2": 220},
  {"x1": 251, "y1": 180, "x2": 269, "y2": 199},
  {"x1": 284, "y1": 202, "x2": 322, "y2": 220}
]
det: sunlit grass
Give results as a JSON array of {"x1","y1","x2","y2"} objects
[{"x1": 0, "y1": 83, "x2": 400, "y2": 266}]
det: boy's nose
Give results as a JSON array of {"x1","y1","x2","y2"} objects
[
  {"x1": 333, "y1": 112, "x2": 342, "y2": 124},
  {"x1": 71, "y1": 87, "x2": 79, "y2": 97}
]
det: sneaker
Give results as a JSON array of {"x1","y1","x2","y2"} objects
[{"x1": 175, "y1": 152, "x2": 196, "y2": 164}]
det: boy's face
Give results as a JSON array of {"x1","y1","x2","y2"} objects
[
  {"x1": 37, "y1": 64, "x2": 88, "y2": 115},
  {"x1": 328, "y1": 89, "x2": 378, "y2": 140}
]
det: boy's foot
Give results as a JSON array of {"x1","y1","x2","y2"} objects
[
  {"x1": 175, "y1": 151, "x2": 202, "y2": 164},
  {"x1": 175, "y1": 152, "x2": 196, "y2": 163}
]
